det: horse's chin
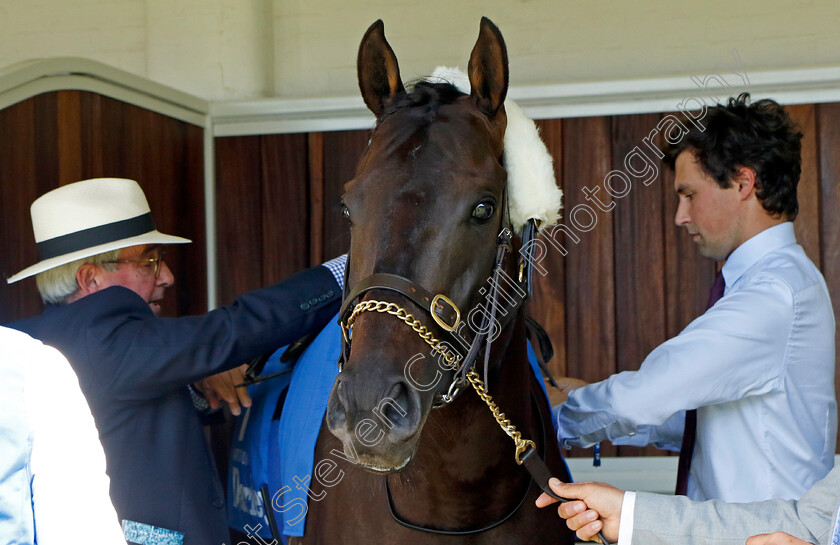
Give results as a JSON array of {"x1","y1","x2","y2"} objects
[
  {"x1": 339, "y1": 439, "x2": 418, "y2": 474},
  {"x1": 356, "y1": 453, "x2": 412, "y2": 474}
]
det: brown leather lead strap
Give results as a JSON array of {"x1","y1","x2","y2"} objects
[
  {"x1": 521, "y1": 447, "x2": 569, "y2": 502},
  {"x1": 521, "y1": 448, "x2": 610, "y2": 544}
]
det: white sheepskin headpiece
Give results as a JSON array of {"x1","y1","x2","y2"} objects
[{"x1": 429, "y1": 66, "x2": 563, "y2": 230}]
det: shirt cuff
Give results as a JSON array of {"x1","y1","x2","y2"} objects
[
  {"x1": 187, "y1": 384, "x2": 210, "y2": 412},
  {"x1": 322, "y1": 254, "x2": 347, "y2": 290},
  {"x1": 617, "y1": 491, "x2": 636, "y2": 545}
]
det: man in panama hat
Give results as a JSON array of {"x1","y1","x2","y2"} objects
[{"x1": 8, "y1": 177, "x2": 345, "y2": 545}]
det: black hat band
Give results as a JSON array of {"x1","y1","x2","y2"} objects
[{"x1": 37, "y1": 213, "x2": 156, "y2": 260}]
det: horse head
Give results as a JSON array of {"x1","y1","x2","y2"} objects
[{"x1": 326, "y1": 17, "x2": 521, "y2": 473}]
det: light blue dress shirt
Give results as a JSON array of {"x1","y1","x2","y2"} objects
[{"x1": 555, "y1": 222, "x2": 836, "y2": 502}]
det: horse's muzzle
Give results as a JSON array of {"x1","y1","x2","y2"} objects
[{"x1": 325, "y1": 367, "x2": 426, "y2": 471}]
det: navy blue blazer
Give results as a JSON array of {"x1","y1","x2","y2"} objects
[{"x1": 11, "y1": 265, "x2": 340, "y2": 545}]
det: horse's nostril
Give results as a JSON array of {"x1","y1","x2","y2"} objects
[
  {"x1": 375, "y1": 382, "x2": 410, "y2": 429},
  {"x1": 373, "y1": 380, "x2": 421, "y2": 442},
  {"x1": 336, "y1": 379, "x2": 349, "y2": 410},
  {"x1": 326, "y1": 379, "x2": 349, "y2": 432}
]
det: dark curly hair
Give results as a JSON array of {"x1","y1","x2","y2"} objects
[{"x1": 663, "y1": 93, "x2": 802, "y2": 220}]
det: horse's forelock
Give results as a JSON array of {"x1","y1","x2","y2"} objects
[{"x1": 381, "y1": 81, "x2": 465, "y2": 120}]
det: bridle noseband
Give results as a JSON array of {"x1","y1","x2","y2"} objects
[{"x1": 339, "y1": 273, "x2": 467, "y2": 375}]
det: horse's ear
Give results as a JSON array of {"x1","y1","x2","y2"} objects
[
  {"x1": 358, "y1": 20, "x2": 405, "y2": 118},
  {"x1": 468, "y1": 17, "x2": 509, "y2": 118}
]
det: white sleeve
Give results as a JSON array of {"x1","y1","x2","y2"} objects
[
  {"x1": 26, "y1": 344, "x2": 126, "y2": 545},
  {"x1": 555, "y1": 275, "x2": 792, "y2": 448},
  {"x1": 617, "y1": 491, "x2": 636, "y2": 545}
]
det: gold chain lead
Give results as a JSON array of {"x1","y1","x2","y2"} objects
[
  {"x1": 343, "y1": 299, "x2": 535, "y2": 465},
  {"x1": 344, "y1": 300, "x2": 462, "y2": 369},
  {"x1": 465, "y1": 368, "x2": 535, "y2": 464}
]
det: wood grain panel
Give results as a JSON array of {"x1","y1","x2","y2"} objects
[
  {"x1": 168, "y1": 120, "x2": 207, "y2": 316},
  {"x1": 611, "y1": 113, "x2": 670, "y2": 458},
  {"x1": 33, "y1": 94, "x2": 61, "y2": 196},
  {"x1": 321, "y1": 130, "x2": 369, "y2": 259},
  {"x1": 788, "y1": 105, "x2": 821, "y2": 267},
  {"x1": 561, "y1": 116, "x2": 617, "y2": 458},
  {"x1": 215, "y1": 136, "x2": 264, "y2": 305},
  {"x1": 79, "y1": 91, "x2": 105, "y2": 178},
  {"x1": 260, "y1": 133, "x2": 310, "y2": 283},
  {"x1": 0, "y1": 97, "x2": 42, "y2": 323},
  {"x1": 611, "y1": 113, "x2": 667, "y2": 372},
  {"x1": 308, "y1": 132, "x2": 325, "y2": 265},
  {"x1": 816, "y1": 102, "x2": 840, "y2": 452},
  {"x1": 57, "y1": 91, "x2": 83, "y2": 185},
  {"x1": 530, "y1": 119, "x2": 567, "y2": 379}
]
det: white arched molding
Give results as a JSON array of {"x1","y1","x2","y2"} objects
[
  {"x1": 0, "y1": 58, "x2": 217, "y2": 310},
  {"x1": 0, "y1": 58, "x2": 208, "y2": 126}
]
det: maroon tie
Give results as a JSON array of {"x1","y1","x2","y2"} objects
[{"x1": 675, "y1": 270, "x2": 725, "y2": 495}]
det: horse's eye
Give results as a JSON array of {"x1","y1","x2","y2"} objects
[
  {"x1": 471, "y1": 201, "x2": 495, "y2": 222},
  {"x1": 342, "y1": 206, "x2": 351, "y2": 221}
]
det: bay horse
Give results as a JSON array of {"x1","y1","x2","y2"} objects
[{"x1": 293, "y1": 18, "x2": 575, "y2": 544}]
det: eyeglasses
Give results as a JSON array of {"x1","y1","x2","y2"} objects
[{"x1": 104, "y1": 250, "x2": 166, "y2": 278}]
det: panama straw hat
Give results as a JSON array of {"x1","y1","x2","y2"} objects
[{"x1": 6, "y1": 178, "x2": 190, "y2": 284}]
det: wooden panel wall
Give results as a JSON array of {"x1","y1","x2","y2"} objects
[
  {"x1": 214, "y1": 103, "x2": 840, "y2": 456},
  {"x1": 214, "y1": 130, "x2": 365, "y2": 301},
  {"x1": 214, "y1": 134, "x2": 310, "y2": 304},
  {"x1": 0, "y1": 91, "x2": 206, "y2": 324}
]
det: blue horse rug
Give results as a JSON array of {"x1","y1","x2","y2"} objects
[{"x1": 227, "y1": 314, "x2": 559, "y2": 542}]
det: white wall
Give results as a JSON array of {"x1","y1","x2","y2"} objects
[
  {"x1": 273, "y1": 0, "x2": 840, "y2": 97},
  {"x1": 0, "y1": 0, "x2": 148, "y2": 77},
  {"x1": 145, "y1": 0, "x2": 272, "y2": 99},
  {"x1": 1, "y1": 0, "x2": 838, "y2": 101},
  {"x1": 0, "y1": 0, "x2": 272, "y2": 100}
]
